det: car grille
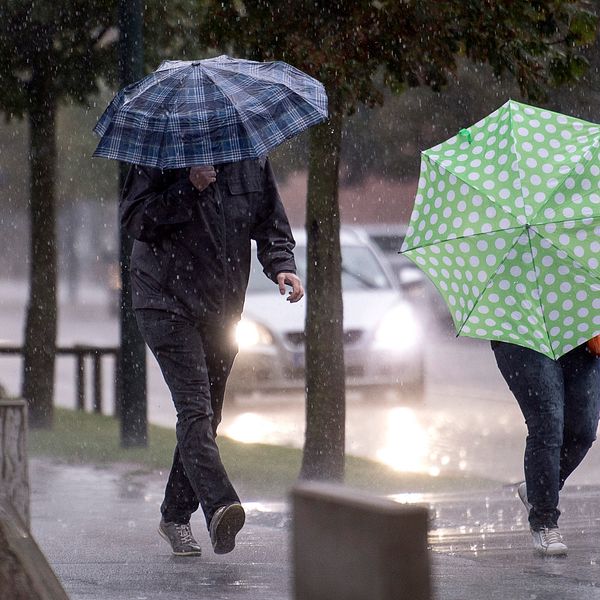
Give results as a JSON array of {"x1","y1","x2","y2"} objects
[{"x1": 285, "y1": 330, "x2": 364, "y2": 348}]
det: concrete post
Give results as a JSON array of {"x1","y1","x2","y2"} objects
[
  {"x1": 292, "y1": 482, "x2": 431, "y2": 600},
  {"x1": 0, "y1": 399, "x2": 29, "y2": 527},
  {"x1": 0, "y1": 497, "x2": 69, "y2": 600}
]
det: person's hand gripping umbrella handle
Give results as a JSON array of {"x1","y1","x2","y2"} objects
[{"x1": 189, "y1": 165, "x2": 217, "y2": 191}]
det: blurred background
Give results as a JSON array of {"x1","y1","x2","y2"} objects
[
  {"x1": 1, "y1": 27, "x2": 599, "y2": 484},
  {"x1": 2, "y1": 46, "x2": 599, "y2": 302}
]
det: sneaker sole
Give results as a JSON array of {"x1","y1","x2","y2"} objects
[
  {"x1": 211, "y1": 504, "x2": 245, "y2": 555},
  {"x1": 158, "y1": 526, "x2": 202, "y2": 557},
  {"x1": 534, "y1": 545, "x2": 568, "y2": 557}
]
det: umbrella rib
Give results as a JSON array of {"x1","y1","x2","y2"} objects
[
  {"x1": 529, "y1": 224, "x2": 600, "y2": 283},
  {"x1": 204, "y1": 62, "x2": 327, "y2": 116},
  {"x1": 525, "y1": 228, "x2": 555, "y2": 360},
  {"x1": 400, "y1": 225, "x2": 523, "y2": 254},
  {"x1": 529, "y1": 137, "x2": 600, "y2": 224},
  {"x1": 200, "y1": 66, "x2": 326, "y2": 153},
  {"x1": 155, "y1": 74, "x2": 193, "y2": 169},
  {"x1": 455, "y1": 231, "x2": 524, "y2": 337},
  {"x1": 531, "y1": 214, "x2": 600, "y2": 229},
  {"x1": 424, "y1": 154, "x2": 522, "y2": 227},
  {"x1": 508, "y1": 100, "x2": 528, "y2": 224},
  {"x1": 199, "y1": 66, "x2": 263, "y2": 158}
]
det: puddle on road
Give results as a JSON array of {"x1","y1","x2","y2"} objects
[{"x1": 220, "y1": 393, "x2": 527, "y2": 484}]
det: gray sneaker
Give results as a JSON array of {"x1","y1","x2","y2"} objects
[
  {"x1": 158, "y1": 519, "x2": 202, "y2": 556},
  {"x1": 209, "y1": 503, "x2": 245, "y2": 554}
]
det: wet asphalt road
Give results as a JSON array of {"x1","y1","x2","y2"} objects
[{"x1": 30, "y1": 459, "x2": 600, "y2": 600}]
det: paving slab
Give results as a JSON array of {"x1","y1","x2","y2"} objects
[
  {"x1": 30, "y1": 460, "x2": 291, "y2": 600},
  {"x1": 429, "y1": 485, "x2": 600, "y2": 600}
]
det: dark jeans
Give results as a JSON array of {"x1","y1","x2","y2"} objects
[
  {"x1": 491, "y1": 341, "x2": 600, "y2": 530},
  {"x1": 136, "y1": 309, "x2": 240, "y2": 527}
]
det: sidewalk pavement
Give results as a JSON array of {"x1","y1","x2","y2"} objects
[{"x1": 31, "y1": 458, "x2": 600, "y2": 600}]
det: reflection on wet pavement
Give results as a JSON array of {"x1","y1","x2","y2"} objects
[
  {"x1": 223, "y1": 411, "x2": 300, "y2": 446},
  {"x1": 30, "y1": 459, "x2": 600, "y2": 600},
  {"x1": 219, "y1": 387, "x2": 528, "y2": 483},
  {"x1": 219, "y1": 382, "x2": 600, "y2": 489},
  {"x1": 30, "y1": 460, "x2": 292, "y2": 600},
  {"x1": 427, "y1": 486, "x2": 600, "y2": 600},
  {"x1": 375, "y1": 406, "x2": 431, "y2": 473}
]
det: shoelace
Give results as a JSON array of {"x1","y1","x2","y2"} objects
[
  {"x1": 541, "y1": 527, "x2": 563, "y2": 546},
  {"x1": 174, "y1": 523, "x2": 194, "y2": 545}
]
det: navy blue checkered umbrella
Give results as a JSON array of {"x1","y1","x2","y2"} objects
[{"x1": 93, "y1": 55, "x2": 328, "y2": 168}]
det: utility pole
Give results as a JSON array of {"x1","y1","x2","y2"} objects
[{"x1": 117, "y1": 0, "x2": 147, "y2": 447}]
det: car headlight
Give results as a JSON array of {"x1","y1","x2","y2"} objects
[
  {"x1": 373, "y1": 302, "x2": 421, "y2": 353},
  {"x1": 235, "y1": 318, "x2": 274, "y2": 350}
]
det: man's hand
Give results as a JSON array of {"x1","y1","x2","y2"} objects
[
  {"x1": 276, "y1": 272, "x2": 304, "y2": 303},
  {"x1": 189, "y1": 165, "x2": 216, "y2": 191}
]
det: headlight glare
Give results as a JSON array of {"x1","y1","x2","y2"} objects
[
  {"x1": 235, "y1": 319, "x2": 273, "y2": 349},
  {"x1": 373, "y1": 303, "x2": 420, "y2": 352}
]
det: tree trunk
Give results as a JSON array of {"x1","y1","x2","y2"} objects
[
  {"x1": 117, "y1": 0, "x2": 148, "y2": 447},
  {"x1": 22, "y1": 91, "x2": 57, "y2": 429},
  {"x1": 300, "y1": 107, "x2": 345, "y2": 482}
]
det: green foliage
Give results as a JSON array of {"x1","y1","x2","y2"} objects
[
  {"x1": 191, "y1": 0, "x2": 598, "y2": 112},
  {"x1": 143, "y1": 0, "x2": 212, "y2": 66},
  {"x1": 0, "y1": 0, "x2": 119, "y2": 117},
  {"x1": 342, "y1": 36, "x2": 600, "y2": 183},
  {"x1": 57, "y1": 91, "x2": 118, "y2": 204}
]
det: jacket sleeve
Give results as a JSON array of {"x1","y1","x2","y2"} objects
[
  {"x1": 251, "y1": 158, "x2": 297, "y2": 281},
  {"x1": 119, "y1": 165, "x2": 201, "y2": 243}
]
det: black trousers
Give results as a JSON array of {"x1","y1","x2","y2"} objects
[{"x1": 136, "y1": 309, "x2": 240, "y2": 527}]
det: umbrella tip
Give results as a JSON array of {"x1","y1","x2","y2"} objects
[{"x1": 458, "y1": 128, "x2": 472, "y2": 144}]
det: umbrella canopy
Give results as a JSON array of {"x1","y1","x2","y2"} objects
[
  {"x1": 93, "y1": 55, "x2": 328, "y2": 168},
  {"x1": 402, "y1": 100, "x2": 600, "y2": 359}
]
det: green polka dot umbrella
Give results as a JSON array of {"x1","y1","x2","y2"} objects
[{"x1": 401, "y1": 99, "x2": 600, "y2": 359}]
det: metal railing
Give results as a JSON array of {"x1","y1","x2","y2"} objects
[{"x1": 0, "y1": 345, "x2": 119, "y2": 414}]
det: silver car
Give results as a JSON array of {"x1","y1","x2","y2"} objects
[
  {"x1": 361, "y1": 223, "x2": 452, "y2": 326},
  {"x1": 227, "y1": 228, "x2": 425, "y2": 401}
]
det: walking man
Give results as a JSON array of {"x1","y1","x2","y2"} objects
[{"x1": 120, "y1": 158, "x2": 303, "y2": 556}]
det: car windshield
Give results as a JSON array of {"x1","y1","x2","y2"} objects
[
  {"x1": 247, "y1": 243, "x2": 393, "y2": 293},
  {"x1": 369, "y1": 234, "x2": 405, "y2": 255}
]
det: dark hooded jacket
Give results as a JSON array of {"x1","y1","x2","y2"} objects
[{"x1": 120, "y1": 158, "x2": 296, "y2": 323}]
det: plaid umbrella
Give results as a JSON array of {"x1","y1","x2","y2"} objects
[
  {"x1": 401, "y1": 100, "x2": 600, "y2": 359},
  {"x1": 93, "y1": 55, "x2": 328, "y2": 168}
]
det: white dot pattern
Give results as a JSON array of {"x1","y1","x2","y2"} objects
[{"x1": 402, "y1": 100, "x2": 600, "y2": 359}]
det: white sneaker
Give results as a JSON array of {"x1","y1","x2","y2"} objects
[
  {"x1": 530, "y1": 527, "x2": 568, "y2": 556},
  {"x1": 517, "y1": 481, "x2": 532, "y2": 513}
]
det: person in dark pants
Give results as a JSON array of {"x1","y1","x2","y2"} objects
[
  {"x1": 491, "y1": 340, "x2": 600, "y2": 556},
  {"x1": 121, "y1": 158, "x2": 303, "y2": 556}
]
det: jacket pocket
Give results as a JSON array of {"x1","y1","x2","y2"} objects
[
  {"x1": 226, "y1": 176, "x2": 262, "y2": 220},
  {"x1": 227, "y1": 176, "x2": 262, "y2": 195}
]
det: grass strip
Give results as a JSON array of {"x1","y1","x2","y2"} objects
[{"x1": 28, "y1": 408, "x2": 496, "y2": 499}]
